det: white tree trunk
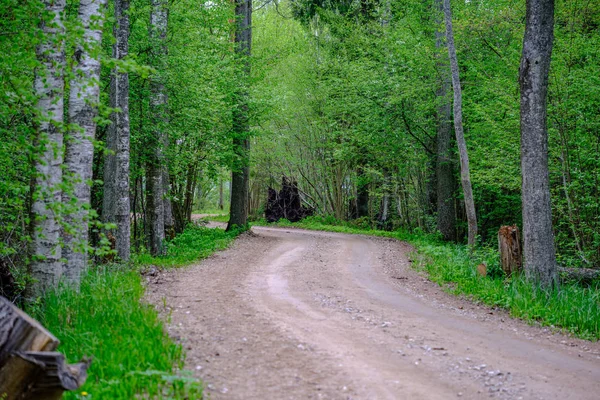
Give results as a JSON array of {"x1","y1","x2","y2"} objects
[
  {"x1": 147, "y1": 0, "x2": 169, "y2": 255},
  {"x1": 103, "y1": 0, "x2": 131, "y2": 261},
  {"x1": 519, "y1": 0, "x2": 558, "y2": 287},
  {"x1": 29, "y1": 0, "x2": 67, "y2": 297},
  {"x1": 63, "y1": 0, "x2": 107, "y2": 288},
  {"x1": 442, "y1": 0, "x2": 478, "y2": 248}
]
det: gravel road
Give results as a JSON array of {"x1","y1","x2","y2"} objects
[{"x1": 146, "y1": 226, "x2": 600, "y2": 400}]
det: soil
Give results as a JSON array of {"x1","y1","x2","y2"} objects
[{"x1": 145, "y1": 226, "x2": 600, "y2": 400}]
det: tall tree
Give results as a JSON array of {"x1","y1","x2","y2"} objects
[
  {"x1": 519, "y1": 0, "x2": 558, "y2": 287},
  {"x1": 226, "y1": 0, "x2": 252, "y2": 232},
  {"x1": 103, "y1": 0, "x2": 131, "y2": 261},
  {"x1": 146, "y1": 0, "x2": 170, "y2": 255},
  {"x1": 29, "y1": 0, "x2": 67, "y2": 296},
  {"x1": 63, "y1": 0, "x2": 107, "y2": 287},
  {"x1": 434, "y1": 0, "x2": 456, "y2": 242},
  {"x1": 442, "y1": 0, "x2": 477, "y2": 247}
]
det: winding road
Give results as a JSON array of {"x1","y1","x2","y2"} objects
[{"x1": 146, "y1": 226, "x2": 600, "y2": 399}]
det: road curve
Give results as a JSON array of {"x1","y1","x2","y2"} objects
[{"x1": 146, "y1": 226, "x2": 600, "y2": 400}]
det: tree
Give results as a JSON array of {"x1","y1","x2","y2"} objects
[
  {"x1": 146, "y1": 0, "x2": 170, "y2": 255},
  {"x1": 103, "y1": 0, "x2": 131, "y2": 261},
  {"x1": 63, "y1": 0, "x2": 107, "y2": 287},
  {"x1": 226, "y1": 0, "x2": 252, "y2": 232},
  {"x1": 434, "y1": 0, "x2": 456, "y2": 242},
  {"x1": 519, "y1": 0, "x2": 558, "y2": 287},
  {"x1": 29, "y1": 0, "x2": 67, "y2": 297},
  {"x1": 442, "y1": 0, "x2": 477, "y2": 248}
]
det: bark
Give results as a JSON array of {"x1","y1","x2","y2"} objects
[
  {"x1": 0, "y1": 297, "x2": 89, "y2": 399},
  {"x1": 146, "y1": 0, "x2": 169, "y2": 255},
  {"x1": 63, "y1": 0, "x2": 107, "y2": 288},
  {"x1": 519, "y1": 0, "x2": 558, "y2": 287},
  {"x1": 498, "y1": 225, "x2": 523, "y2": 277},
  {"x1": 103, "y1": 0, "x2": 131, "y2": 261},
  {"x1": 442, "y1": 0, "x2": 478, "y2": 248},
  {"x1": 377, "y1": 169, "x2": 391, "y2": 229},
  {"x1": 29, "y1": 0, "x2": 67, "y2": 297},
  {"x1": 434, "y1": 0, "x2": 457, "y2": 242},
  {"x1": 218, "y1": 178, "x2": 224, "y2": 210},
  {"x1": 227, "y1": 0, "x2": 252, "y2": 231}
]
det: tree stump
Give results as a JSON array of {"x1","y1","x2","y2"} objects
[
  {"x1": 498, "y1": 225, "x2": 522, "y2": 277},
  {"x1": 0, "y1": 296, "x2": 90, "y2": 399}
]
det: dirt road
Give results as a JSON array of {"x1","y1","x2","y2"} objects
[{"x1": 146, "y1": 226, "x2": 600, "y2": 400}]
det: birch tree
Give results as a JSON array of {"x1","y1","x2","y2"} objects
[
  {"x1": 63, "y1": 0, "x2": 107, "y2": 287},
  {"x1": 519, "y1": 0, "x2": 558, "y2": 287},
  {"x1": 29, "y1": 0, "x2": 67, "y2": 297},
  {"x1": 442, "y1": 0, "x2": 477, "y2": 248},
  {"x1": 103, "y1": 0, "x2": 131, "y2": 261},
  {"x1": 227, "y1": 0, "x2": 252, "y2": 231},
  {"x1": 146, "y1": 0, "x2": 169, "y2": 255}
]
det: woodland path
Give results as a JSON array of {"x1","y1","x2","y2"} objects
[{"x1": 146, "y1": 226, "x2": 600, "y2": 400}]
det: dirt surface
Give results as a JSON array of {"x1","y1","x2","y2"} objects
[{"x1": 146, "y1": 226, "x2": 600, "y2": 400}]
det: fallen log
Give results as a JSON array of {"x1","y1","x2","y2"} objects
[
  {"x1": 0, "y1": 296, "x2": 90, "y2": 399},
  {"x1": 558, "y1": 267, "x2": 600, "y2": 285}
]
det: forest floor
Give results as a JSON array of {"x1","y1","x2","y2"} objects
[{"x1": 146, "y1": 225, "x2": 600, "y2": 400}]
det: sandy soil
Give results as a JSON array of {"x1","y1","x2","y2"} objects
[{"x1": 145, "y1": 226, "x2": 600, "y2": 400}]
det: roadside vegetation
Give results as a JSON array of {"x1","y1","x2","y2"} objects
[
  {"x1": 251, "y1": 216, "x2": 600, "y2": 341},
  {"x1": 29, "y1": 225, "x2": 239, "y2": 399}
]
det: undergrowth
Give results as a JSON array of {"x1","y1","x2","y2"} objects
[
  {"x1": 30, "y1": 224, "x2": 240, "y2": 399},
  {"x1": 255, "y1": 215, "x2": 600, "y2": 341}
]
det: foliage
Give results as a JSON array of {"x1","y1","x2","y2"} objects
[
  {"x1": 30, "y1": 224, "x2": 241, "y2": 398},
  {"x1": 256, "y1": 217, "x2": 600, "y2": 340}
]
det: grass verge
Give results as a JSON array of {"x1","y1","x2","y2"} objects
[
  {"x1": 30, "y1": 224, "x2": 240, "y2": 399},
  {"x1": 254, "y1": 216, "x2": 600, "y2": 341}
]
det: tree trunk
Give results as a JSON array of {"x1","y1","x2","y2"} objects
[
  {"x1": 146, "y1": 0, "x2": 169, "y2": 255},
  {"x1": 227, "y1": 0, "x2": 252, "y2": 231},
  {"x1": 103, "y1": 0, "x2": 131, "y2": 261},
  {"x1": 63, "y1": 0, "x2": 107, "y2": 288},
  {"x1": 434, "y1": 0, "x2": 457, "y2": 242},
  {"x1": 498, "y1": 225, "x2": 523, "y2": 277},
  {"x1": 442, "y1": 0, "x2": 478, "y2": 248},
  {"x1": 29, "y1": 0, "x2": 67, "y2": 297},
  {"x1": 519, "y1": 0, "x2": 558, "y2": 287},
  {"x1": 218, "y1": 178, "x2": 224, "y2": 210}
]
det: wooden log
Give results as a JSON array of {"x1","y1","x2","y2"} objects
[
  {"x1": 558, "y1": 267, "x2": 600, "y2": 285},
  {"x1": 0, "y1": 297, "x2": 90, "y2": 399},
  {"x1": 0, "y1": 297, "x2": 59, "y2": 362},
  {"x1": 498, "y1": 225, "x2": 522, "y2": 277}
]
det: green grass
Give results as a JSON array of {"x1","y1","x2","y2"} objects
[
  {"x1": 30, "y1": 224, "x2": 240, "y2": 399},
  {"x1": 254, "y1": 215, "x2": 600, "y2": 341}
]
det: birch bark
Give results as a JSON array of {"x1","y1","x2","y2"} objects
[
  {"x1": 63, "y1": 0, "x2": 107, "y2": 288},
  {"x1": 103, "y1": 0, "x2": 131, "y2": 261},
  {"x1": 29, "y1": 0, "x2": 67, "y2": 297},
  {"x1": 146, "y1": 0, "x2": 169, "y2": 255}
]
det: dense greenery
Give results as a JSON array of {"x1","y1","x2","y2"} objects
[
  {"x1": 30, "y1": 224, "x2": 238, "y2": 399},
  {"x1": 255, "y1": 216, "x2": 599, "y2": 340}
]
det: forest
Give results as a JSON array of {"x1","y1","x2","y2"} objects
[{"x1": 0, "y1": 0, "x2": 599, "y2": 398}]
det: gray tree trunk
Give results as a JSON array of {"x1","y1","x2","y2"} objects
[
  {"x1": 146, "y1": 0, "x2": 169, "y2": 255},
  {"x1": 103, "y1": 0, "x2": 131, "y2": 261},
  {"x1": 519, "y1": 0, "x2": 558, "y2": 287},
  {"x1": 442, "y1": 0, "x2": 478, "y2": 248},
  {"x1": 226, "y1": 0, "x2": 252, "y2": 232},
  {"x1": 63, "y1": 0, "x2": 107, "y2": 288},
  {"x1": 29, "y1": 0, "x2": 67, "y2": 297},
  {"x1": 435, "y1": 0, "x2": 457, "y2": 242}
]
